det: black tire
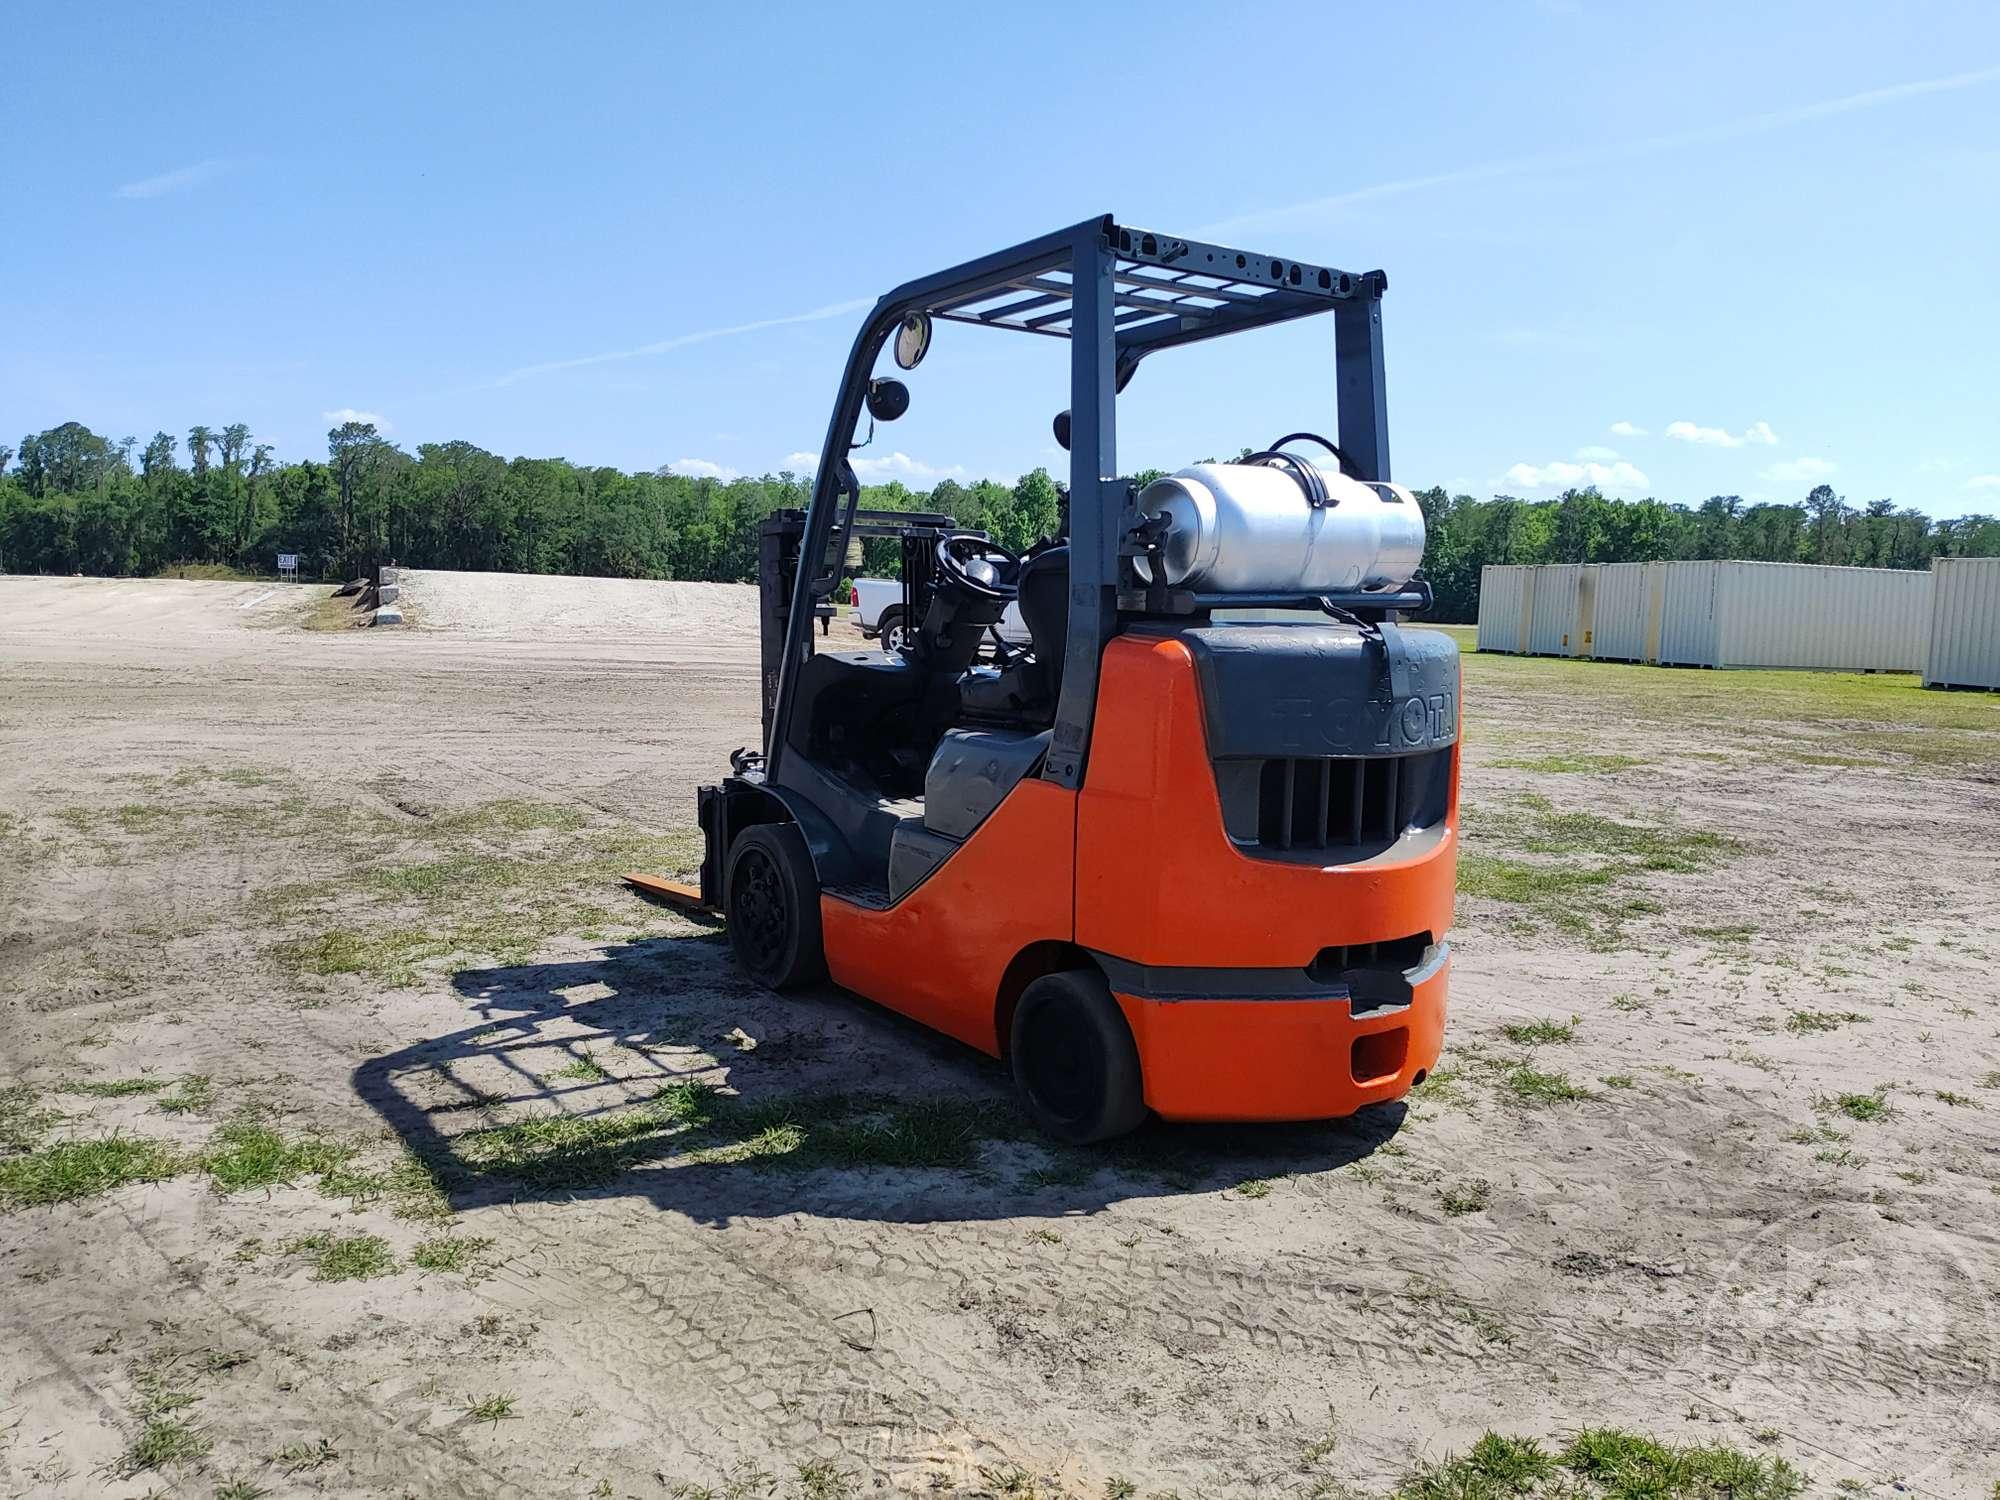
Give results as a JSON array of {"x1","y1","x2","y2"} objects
[
  {"x1": 878, "y1": 607, "x2": 911, "y2": 655},
  {"x1": 1009, "y1": 969, "x2": 1147, "y2": 1144},
  {"x1": 725, "y1": 823, "x2": 826, "y2": 990}
]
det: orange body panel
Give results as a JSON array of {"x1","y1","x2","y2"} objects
[
  {"x1": 1114, "y1": 958, "x2": 1449, "y2": 1122},
  {"x1": 818, "y1": 628, "x2": 1458, "y2": 1123},
  {"x1": 820, "y1": 777, "x2": 1076, "y2": 1055},
  {"x1": 1076, "y1": 633, "x2": 1458, "y2": 969}
]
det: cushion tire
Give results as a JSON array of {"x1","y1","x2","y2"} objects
[
  {"x1": 1009, "y1": 968, "x2": 1147, "y2": 1143},
  {"x1": 725, "y1": 823, "x2": 826, "y2": 990}
]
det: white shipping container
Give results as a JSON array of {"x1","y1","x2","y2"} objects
[
  {"x1": 1528, "y1": 563, "x2": 1585, "y2": 656},
  {"x1": 1658, "y1": 561, "x2": 1930, "y2": 671},
  {"x1": 1476, "y1": 565, "x2": 1532, "y2": 654},
  {"x1": 1925, "y1": 556, "x2": 2000, "y2": 690},
  {"x1": 1589, "y1": 561, "x2": 1669, "y2": 663}
]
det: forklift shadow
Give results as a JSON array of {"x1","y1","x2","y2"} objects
[{"x1": 352, "y1": 935, "x2": 1408, "y2": 1227}]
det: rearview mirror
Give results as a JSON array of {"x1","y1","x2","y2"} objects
[
  {"x1": 1053, "y1": 409, "x2": 1071, "y2": 451},
  {"x1": 866, "y1": 378, "x2": 910, "y2": 422}
]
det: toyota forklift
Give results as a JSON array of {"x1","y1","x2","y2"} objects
[{"x1": 694, "y1": 216, "x2": 1460, "y2": 1142}]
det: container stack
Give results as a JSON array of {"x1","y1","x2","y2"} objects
[{"x1": 1474, "y1": 560, "x2": 1936, "y2": 673}]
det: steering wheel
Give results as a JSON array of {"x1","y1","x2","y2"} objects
[{"x1": 936, "y1": 533, "x2": 1021, "y2": 601}]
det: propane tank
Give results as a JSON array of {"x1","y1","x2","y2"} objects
[{"x1": 1133, "y1": 462, "x2": 1426, "y2": 594}]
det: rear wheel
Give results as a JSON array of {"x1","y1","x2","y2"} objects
[
  {"x1": 725, "y1": 823, "x2": 826, "y2": 990},
  {"x1": 1009, "y1": 969, "x2": 1147, "y2": 1143},
  {"x1": 878, "y1": 607, "x2": 911, "y2": 655}
]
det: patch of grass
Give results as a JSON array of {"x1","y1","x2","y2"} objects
[
  {"x1": 116, "y1": 1416, "x2": 211, "y2": 1474},
  {"x1": 201, "y1": 1121, "x2": 350, "y2": 1192},
  {"x1": 1785, "y1": 1010, "x2": 1868, "y2": 1035},
  {"x1": 0, "y1": 1084, "x2": 54, "y2": 1153},
  {"x1": 550, "y1": 1053, "x2": 611, "y2": 1083},
  {"x1": 1933, "y1": 1089, "x2": 1981, "y2": 1108},
  {"x1": 1387, "y1": 1426, "x2": 1804, "y2": 1500},
  {"x1": 411, "y1": 1235, "x2": 493, "y2": 1274},
  {"x1": 1235, "y1": 1177, "x2": 1273, "y2": 1200},
  {"x1": 794, "y1": 1459, "x2": 858, "y2": 1500},
  {"x1": 57, "y1": 1076, "x2": 167, "y2": 1098},
  {"x1": 1818, "y1": 1089, "x2": 1893, "y2": 1123},
  {"x1": 1601, "y1": 1074, "x2": 1635, "y2": 1089},
  {"x1": 215, "y1": 1478, "x2": 266, "y2": 1500},
  {"x1": 1492, "y1": 753, "x2": 1648, "y2": 775},
  {"x1": 283, "y1": 1231, "x2": 396, "y2": 1281},
  {"x1": 272, "y1": 1437, "x2": 338, "y2": 1472},
  {"x1": 1501, "y1": 1016, "x2": 1578, "y2": 1046},
  {"x1": 156, "y1": 1074, "x2": 217, "y2": 1114},
  {"x1": 1440, "y1": 1179, "x2": 1492, "y2": 1216},
  {"x1": 465, "y1": 1392, "x2": 517, "y2": 1426},
  {"x1": 0, "y1": 1135, "x2": 185, "y2": 1207},
  {"x1": 1105, "y1": 1480, "x2": 1138, "y2": 1500},
  {"x1": 1501, "y1": 1065, "x2": 1596, "y2": 1107}
]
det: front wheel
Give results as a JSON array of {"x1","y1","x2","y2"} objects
[
  {"x1": 725, "y1": 823, "x2": 826, "y2": 990},
  {"x1": 1009, "y1": 969, "x2": 1147, "y2": 1143}
]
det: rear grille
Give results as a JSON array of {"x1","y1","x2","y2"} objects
[{"x1": 1219, "y1": 747, "x2": 1451, "y2": 857}]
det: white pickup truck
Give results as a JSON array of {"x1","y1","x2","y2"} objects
[{"x1": 851, "y1": 577, "x2": 1026, "y2": 655}]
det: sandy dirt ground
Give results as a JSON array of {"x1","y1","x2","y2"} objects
[{"x1": 2, "y1": 571, "x2": 1998, "y2": 1498}]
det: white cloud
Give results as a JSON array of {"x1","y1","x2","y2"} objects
[
  {"x1": 1573, "y1": 444, "x2": 1620, "y2": 462},
  {"x1": 783, "y1": 451, "x2": 821, "y2": 472},
  {"x1": 1609, "y1": 421, "x2": 1646, "y2": 438},
  {"x1": 665, "y1": 458, "x2": 740, "y2": 481},
  {"x1": 1201, "y1": 65, "x2": 2000, "y2": 236},
  {"x1": 1503, "y1": 459, "x2": 1650, "y2": 493},
  {"x1": 1666, "y1": 419, "x2": 1779, "y2": 448},
  {"x1": 1964, "y1": 474, "x2": 2000, "y2": 492},
  {"x1": 322, "y1": 408, "x2": 390, "y2": 432},
  {"x1": 1762, "y1": 457, "x2": 1837, "y2": 484},
  {"x1": 850, "y1": 452, "x2": 967, "y2": 483},
  {"x1": 487, "y1": 299, "x2": 872, "y2": 389},
  {"x1": 115, "y1": 158, "x2": 234, "y2": 199}
]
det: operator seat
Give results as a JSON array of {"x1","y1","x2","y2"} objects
[{"x1": 1015, "y1": 544, "x2": 1069, "y2": 693}]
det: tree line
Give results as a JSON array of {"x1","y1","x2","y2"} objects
[{"x1": 3, "y1": 419, "x2": 1996, "y2": 622}]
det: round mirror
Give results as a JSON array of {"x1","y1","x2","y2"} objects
[
  {"x1": 893, "y1": 314, "x2": 932, "y2": 371},
  {"x1": 865, "y1": 377, "x2": 910, "y2": 423},
  {"x1": 1052, "y1": 409, "x2": 1071, "y2": 452}
]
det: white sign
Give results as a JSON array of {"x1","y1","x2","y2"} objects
[{"x1": 277, "y1": 553, "x2": 299, "y2": 569}]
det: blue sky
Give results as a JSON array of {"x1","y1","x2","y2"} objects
[{"x1": 5, "y1": 1, "x2": 1998, "y2": 515}]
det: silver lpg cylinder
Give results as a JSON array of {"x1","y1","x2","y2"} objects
[{"x1": 1134, "y1": 462, "x2": 1427, "y2": 594}]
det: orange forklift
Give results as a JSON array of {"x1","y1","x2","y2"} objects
[{"x1": 695, "y1": 217, "x2": 1459, "y2": 1142}]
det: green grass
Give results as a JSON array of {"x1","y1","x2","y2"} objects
[
  {"x1": 201, "y1": 1121, "x2": 350, "y2": 1192},
  {"x1": 1492, "y1": 753, "x2": 1649, "y2": 775},
  {"x1": 1388, "y1": 1427, "x2": 1804, "y2": 1500},
  {"x1": 215, "y1": 1479, "x2": 267, "y2": 1500},
  {"x1": 0, "y1": 1084, "x2": 54, "y2": 1152},
  {"x1": 1234, "y1": 1177, "x2": 1273, "y2": 1200},
  {"x1": 1820, "y1": 1089, "x2": 1893, "y2": 1123},
  {"x1": 1501, "y1": 1064, "x2": 1597, "y2": 1107},
  {"x1": 273, "y1": 1437, "x2": 338, "y2": 1472},
  {"x1": 1785, "y1": 1009, "x2": 1868, "y2": 1034},
  {"x1": 117, "y1": 1417, "x2": 210, "y2": 1474},
  {"x1": 550, "y1": 1053, "x2": 611, "y2": 1083},
  {"x1": 465, "y1": 1392, "x2": 517, "y2": 1426},
  {"x1": 452, "y1": 1086, "x2": 1002, "y2": 1188},
  {"x1": 1501, "y1": 1016, "x2": 1578, "y2": 1046},
  {"x1": 56, "y1": 1076, "x2": 168, "y2": 1098},
  {"x1": 0, "y1": 1135, "x2": 185, "y2": 1208},
  {"x1": 1440, "y1": 1178, "x2": 1492, "y2": 1215},
  {"x1": 258, "y1": 800, "x2": 698, "y2": 986},
  {"x1": 411, "y1": 1234, "x2": 493, "y2": 1273},
  {"x1": 156, "y1": 1074, "x2": 217, "y2": 1114},
  {"x1": 1458, "y1": 792, "x2": 1744, "y2": 944},
  {"x1": 283, "y1": 1231, "x2": 396, "y2": 1281},
  {"x1": 794, "y1": 1459, "x2": 858, "y2": 1500}
]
